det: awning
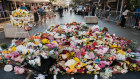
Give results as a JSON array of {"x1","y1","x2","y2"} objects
[{"x1": 8, "y1": 0, "x2": 49, "y2": 3}]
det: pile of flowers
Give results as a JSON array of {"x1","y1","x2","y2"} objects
[
  {"x1": 0, "y1": 22, "x2": 140, "y2": 79},
  {"x1": 10, "y1": 9, "x2": 30, "y2": 28}
]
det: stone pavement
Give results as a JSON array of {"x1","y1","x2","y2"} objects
[{"x1": 0, "y1": 11, "x2": 140, "y2": 79}]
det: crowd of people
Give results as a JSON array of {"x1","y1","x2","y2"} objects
[{"x1": 17, "y1": 3, "x2": 140, "y2": 29}]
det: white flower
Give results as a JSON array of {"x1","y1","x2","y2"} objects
[
  {"x1": 95, "y1": 64, "x2": 100, "y2": 70},
  {"x1": 116, "y1": 54, "x2": 126, "y2": 61},
  {"x1": 41, "y1": 53, "x2": 48, "y2": 59},
  {"x1": 86, "y1": 65, "x2": 94, "y2": 71},
  {"x1": 29, "y1": 60, "x2": 35, "y2": 66},
  {"x1": 62, "y1": 54, "x2": 67, "y2": 59},
  {"x1": 35, "y1": 57, "x2": 41, "y2": 66},
  {"x1": 91, "y1": 25, "x2": 99, "y2": 31},
  {"x1": 113, "y1": 68, "x2": 117, "y2": 71},
  {"x1": 116, "y1": 66, "x2": 121, "y2": 69},
  {"x1": 38, "y1": 44, "x2": 43, "y2": 47},
  {"x1": 27, "y1": 42, "x2": 34, "y2": 47},
  {"x1": 84, "y1": 54, "x2": 90, "y2": 59},
  {"x1": 4, "y1": 65, "x2": 13, "y2": 72},
  {"x1": 110, "y1": 48, "x2": 116, "y2": 55},
  {"x1": 121, "y1": 69, "x2": 128, "y2": 73},
  {"x1": 34, "y1": 39, "x2": 40, "y2": 42},
  {"x1": 65, "y1": 59, "x2": 76, "y2": 66},
  {"x1": 96, "y1": 40, "x2": 103, "y2": 45}
]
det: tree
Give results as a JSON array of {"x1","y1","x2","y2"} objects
[{"x1": 129, "y1": 0, "x2": 140, "y2": 11}]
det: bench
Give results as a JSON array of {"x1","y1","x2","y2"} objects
[{"x1": 84, "y1": 16, "x2": 98, "y2": 24}]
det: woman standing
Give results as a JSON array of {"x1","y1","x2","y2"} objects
[
  {"x1": 120, "y1": 10, "x2": 129, "y2": 28},
  {"x1": 33, "y1": 5, "x2": 39, "y2": 26}
]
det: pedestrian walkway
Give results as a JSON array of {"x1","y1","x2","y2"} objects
[{"x1": 0, "y1": 12, "x2": 140, "y2": 45}]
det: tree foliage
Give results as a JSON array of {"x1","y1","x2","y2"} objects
[{"x1": 129, "y1": 0, "x2": 140, "y2": 11}]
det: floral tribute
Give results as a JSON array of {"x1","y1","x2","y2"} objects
[
  {"x1": 10, "y1": 9, "x2": 30, "y2": 28},
  {"x1": 0, "y1": 22, "x2": 140, "y2": 79}
]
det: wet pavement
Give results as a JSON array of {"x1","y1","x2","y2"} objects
[{"x1": 0, "y1": 11, "x2": 140, "y2": 79}]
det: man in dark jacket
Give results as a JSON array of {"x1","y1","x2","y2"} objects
[{"x1": 92, "y1": 4, "x2": 96, "y2": 16}]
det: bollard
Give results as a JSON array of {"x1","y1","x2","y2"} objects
[
  {"x1": 116, "y1": 21, "x2": 120, "y2": 26},
  {"x1": 100, "y1": 16, "x2": 103, "y2": 19},
  {"x1": 106, "y1": 16, "x2": 109, "y2": 22}
]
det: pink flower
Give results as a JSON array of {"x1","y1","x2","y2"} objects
[
  {"x1": 100, "y1": 61, "x2": 110, "y2": 65},
  {"x1": 14, "y1": 66, "x2": 25, "y2": 74},
  {"x1": 5, "y1": 55, "x2": 10, "y2": 59},
  {"x1": 14, "y1": 56, "x2": 24, "y2": 63},
  {"x1": 5, "y1": 52, "x2": 19, "y2": 59},
  {"x1": 46, "y1": 43, "x2": 57, "y2": 48}
]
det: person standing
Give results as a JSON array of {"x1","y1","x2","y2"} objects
[
  {"x1": 82, "y1": 7, "x2": 85, "y2": 17},
  {"x1": 85, "y1": 6, "x2": 89, "y2": 16},
  {"x1": 20, "y1": 3, "x2": 27, "y2": 10},
  {"x1": 92, "y1": 4, "x2": 96, "y2": 16},
  {"x1": 33, "y1": 5, "x2": 39, "y2": 26},
  {"x1": 120, "y1": 10, "x2": 129, "y2": 28},
  {"x1": 38, "y1": 6, "x2": 44, "y2": 22},
  {"x1": 59, "y1": 6, "x2": 63, "y2": 17},
  {"x1": 69, "y1": 7, "x2": 73, "y2": 14},
  {"x1": 134, "y1": 7, "x2": 140, "y2": 29}
]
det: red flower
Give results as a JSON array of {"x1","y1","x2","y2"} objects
[
  {"x1": 61, "y1": 50, "x2": 69, "y2": 54},
  {"x1": 77, "y1": 62, "x2": 81, "y2": 65},
  {"x1": 77, "y1": 68, "x2": 84, "y2": 73},
  {"x1": 81, "y1": 52, "x2": 86, "y2": 56},
  {"x1": 117, "y1": 62, "x2": 121, "y2": 66},
  {"x1": 92, "y1": 42, "x2": 97, "y2": 46},
  {"x1": 65, "y1": 41, "x2": 70, "y2": 46}
]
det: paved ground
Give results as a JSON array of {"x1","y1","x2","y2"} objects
[{"x1": 0, "y1": 11, "x2": 140, "y2": 79}]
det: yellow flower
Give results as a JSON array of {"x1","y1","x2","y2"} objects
[
  {"x1": 83, "y1": 58, "x2": 87, "y2": 61},
  {"x1": 19, "y1": 10, "x2": 22, "y2": 12},
  {"x1": 74, "y1": 57, "x2": 80, "y2": 62},
  {"x1": 42, "y1": 39, "x2": 50, "y2": 44},
  {"x1": 125, "y1": 61, "x2": 130, "y2": 65},
  {"x1": 51, "y1": 41, "x2": 57, "y2": 44},
  {"x1": 93, "y1": 37, "x2": 97, "y2": 39},
  {"x1": 132, "y1": 64, "x2": 137, "y2": 68},
  {"x1": 66, "y1": 53, "x2": 69, "y2": 58},
  {"x1": 34, "y1": 42, "x2": 40, "y2": 44},
  {"x1": 110, "y1": 44, "x2": 118, "y2": 48},
  {"x1": 11, "y1": 47, "x2": 16, "y2": 52},
  {"x1": 116, "y1": 50, "x2": 126, "y2": 55},
  {"x1": 2, "y1": 50, "x2": 10, "y2": 54},
  {"x1": 58, "y1": 26, "x2": 61, "y2": 30}
]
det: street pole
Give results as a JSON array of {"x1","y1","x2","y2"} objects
[
  {"x1": 120, "y1": 0, "x2": 124, "y2": 14},
  {"x1": 116, "y1": 0, "x2": 119, "y2": 14}
]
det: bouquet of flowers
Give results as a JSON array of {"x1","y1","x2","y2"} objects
[{"x1": 10, "y1": 9, "x2": 30, "y2": 28}]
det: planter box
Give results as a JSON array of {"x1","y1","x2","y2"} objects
[
  {"x1": 4, "y1": 24, "x2": 29, "y2": 38},
  {"x1": 84, "y1": 16, "x2": 98, "y2": 24}
]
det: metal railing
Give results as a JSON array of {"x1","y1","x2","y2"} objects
[
  {"x1": 95, "y1": 9, "x2": 140, "y2": 28},
  {"x1": 0, "y1": 11, "x2": 12, "y2": 22}
]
